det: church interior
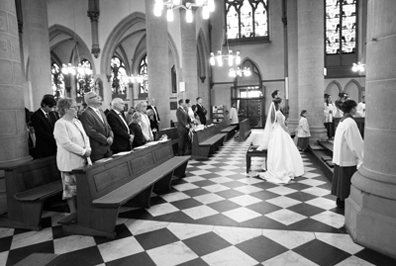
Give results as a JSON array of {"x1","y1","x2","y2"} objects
[{"x1": 1, "y1": 0, "x2": 396, "y2": 265}]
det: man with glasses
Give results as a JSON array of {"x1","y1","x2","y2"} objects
[
  {"x1": 107, "y1": 98, "x2": 134, "y2": 154},
  {"x1": 80, "y1": 91, "x2": 114, "y2": 162}
]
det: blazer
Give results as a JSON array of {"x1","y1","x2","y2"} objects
[
  {"x1": 107, "y1": 109, "x2": 131, "y2": 152},
  {"x1": 54, "y1": 118, "x2": 90, "y2": 172},
  {"x1": 176, "y1": 107, "x2": 189, "y2": 130},
  {"x1": 129, "y1": 123, "x2": 146, "y2": 148},
  {"x1": 31, "y1": 108, "x2": 58, "y2": 158},
  {"x1": 80, "y1": 106, "x2": 114, "y2": 156},
  {"x1": 147, "y1": 105, "x2": 160, "y2": 130},
  {"x1": 195, "y1": 104, "x2": 207, "y2": 125}
]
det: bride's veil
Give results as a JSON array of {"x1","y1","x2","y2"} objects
[{"x1": 257, "y1": 101, "x2": 275, "y2": 151}]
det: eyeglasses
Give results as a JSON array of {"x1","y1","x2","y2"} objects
[
  {"x1": 69, "y1": 106, "x2": 78, "y2": 110},
  {"x1": 89, "y1": 95, "x2": 100, "y2": 99}
]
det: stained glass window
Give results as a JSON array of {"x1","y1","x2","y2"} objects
[
  {"x1": 225, "y1": 0, "x2": 268, "y2": 40},
  {"x1": 139, "y1": 55, "x2": 148, "y2": 94},
  {"x1": 110, "y1": 56, "x2": 128, "y2": 96},
  {"x1": 51, "y1": 62, "x2": 65, "y2": 99},
  {"x1": 76, "y1": 59, "x2": 94, "y2": 98},
  {"x1": 326, "y1": 0, "x2": 357, "y2": 54}
]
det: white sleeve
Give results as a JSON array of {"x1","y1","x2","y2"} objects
[{"x1": 344, "y1": 120, "x2": 364, "y2": 163}]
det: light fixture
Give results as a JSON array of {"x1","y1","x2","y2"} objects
[
  {"x1": 121, "y1": 74, "x2": 147, "y2": 84},
  {"x1": 352, "y1": 62, "x2": 365, "y2": 73},
  {"x1": 61, "y1": 42, "x2": 93, "y2": 77},
  {"x1": 229, "y1": 67, "x2": 252, "y2": 78},
  {"x1": 210, "y1": 50, "x2": 241, "y2": 67},
  {"x1": 154, "y1": 0, "x2": 215, "y2": 23}
]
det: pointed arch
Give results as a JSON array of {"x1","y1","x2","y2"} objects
[
  {"x1": 325, "y1": 80, "x2": 342, "y2": 101},
  {"x1": 344, "y1": 79, "x2": 363, "y2": 102}
]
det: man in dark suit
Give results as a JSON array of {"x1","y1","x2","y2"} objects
[
  {"x1": 107, "y1": 98, "x2": 134, "y2": 154},
  {"x1": 176, "y1": 99, "x2": 190, "y2": 156},
  {"x1": 80, "y1": 91, "x2": 114, "y2": 162},
  {"x1": 31, "y1": 96, "x2": 58, "y2": 158},
  {"x1": 194, "y1": 97, "x2": 207, "y2": 125},
  {"x1": 147, "y1": 98, "x2": 160, "y2": 133}
]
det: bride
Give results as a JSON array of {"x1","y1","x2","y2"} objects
[{"x1": 258, "y1": 98, "x2": 304, "y2": 184}]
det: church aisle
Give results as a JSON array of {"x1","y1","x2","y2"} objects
[{"x1": 1, "y1": 130, "x2": 395, "y2": 266}]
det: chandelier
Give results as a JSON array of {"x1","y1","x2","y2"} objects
[
  {"x1": 61, "y1": 42, "x2": 93, "y2": 76},
  {"x1": 229, "y1": 67, "x2": 252, "y2": 78},
  {"x1": 352, "y1": 62, "x2": 365, "y2": 73},
  {"x1": 210, "y1": 50, "x2": 242, "y2": 67},
  {"x1": 154, "y1": 0, "x2": 215, "y2": 23}
]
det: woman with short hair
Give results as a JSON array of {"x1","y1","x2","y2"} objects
[{"x1": 53, "y1": 97, "x2": 91, "y2": 213}]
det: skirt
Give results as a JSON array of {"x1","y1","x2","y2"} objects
[
  {"x1": 61, "y1": 172, "x2": 77, "y2": 200},
  {"x1": 331, "y1": 164, "x2": 357, "y2": 200},
  {"x1": 297, "y1": 137, "x2": 310, "y2": 150}
]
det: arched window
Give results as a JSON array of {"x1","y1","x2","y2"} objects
[
  {"x1": 110, "y1": 56, "x2": 128, "y2": 98},
  {"x1": 139, "y1": 55, "x2": 148, "y2": 94},
  {"x1": 225, "y1": 0, "x2": 269, "y2": 41},
  {"x1": 76, "y1": 59, "x2": 94, "y2": 98},
  {"x1": 326, "y1": 0, "x2": 357, "y2": 54},
  {"x1": 51, "y1": 62, "x2": 65, "y2": 99}
]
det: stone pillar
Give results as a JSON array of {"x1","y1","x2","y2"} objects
[
  {"x1": 0, "y1": 0, "x2": 32, "y2": 212},
  {"x1": 180, "y1": 10, "x2": 199, "y2": 106},
  {"x1": 345, "y1": 0, "x2": 396, "y2": 259},
  {"x1": 145, "y1": 0, "x2": 170, "y2": 129},
  {"x1": 23, "y1": 0, "x2": 52, "y2": 110},
  {"x1": 297, "y1": 0, "x2": 327, "y2": 141},
  {"x1": 286, "y1": 0, "x2": 299, "y2": 132},
  {"x1": 87, "y1": 0, "x2": 100, "y2": 59}
]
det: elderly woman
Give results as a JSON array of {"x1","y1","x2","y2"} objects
[
  {"x1": 53, "y1": 97, "x2": 91, "y2": 213},
  {"x1": 128, "y1": 112, "x2": 147, "y2": 148},
  {"x1": 135, "y1": 101, "x2": 154, "y2": 141},
  {"x1": 331, "y1": 99, "x2": 364, "y2": 208}
]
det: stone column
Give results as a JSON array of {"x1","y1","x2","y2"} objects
[
  {"x1": 87, "y1": 0, "x2": 100, "y2": 59},
  {"x1": 23, "y1": 0, "x2": 52, "y2": 110},
  {"x1": 145, "y1": 0, "x2": 170, "y2": 129},
  {"x1": 297, "y1": 0, "x2": 327, "y2": 141},
  {"x1": 345, "y1": 0, "x2": 396, "y2": 259},
  {"x1": 180, "y1": 9, "x2": 199, "y2": 106},
  {"x1": 286, "y1": 0, "x2": 299, "y2": 132},
  {"x1": 0, "y1": 0, "x2": 32, "y2": 212}
]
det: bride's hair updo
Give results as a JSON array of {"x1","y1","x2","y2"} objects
[{"x1": 273, "y1": 98, "x2": 282, "y2": 110}]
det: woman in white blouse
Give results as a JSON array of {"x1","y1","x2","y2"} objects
[
  {"x1": 53, "y1": 98, "x2": 91, "y2": 213},
  {"x1": 135, "y1": 101, "x2": 154, "y2": 142}
]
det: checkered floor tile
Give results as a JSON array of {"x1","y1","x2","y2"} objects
[{"x1": 1, "y1": 130, "x2": 395, "y2": 266}]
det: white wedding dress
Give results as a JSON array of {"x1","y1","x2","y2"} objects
[{"x1": 258, "y1": 110, "x2": 304, "y2": 184}]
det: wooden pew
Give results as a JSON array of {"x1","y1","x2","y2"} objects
[
  {"x1": 0, "y1": 156, "x2": 62, "y2": 230},
  {"x1": 191, "y1": 125, "x2": 227, "y2": 159},
  {"x1": 158, "y1": 127, "x2": 178, "y2": 154},
  {"x1": 238, "y1": 119, "x2": 251, "y2": 141},
  {"x1": 217, "y1": 120, "x2": 238, "y2": 141},
  {"x1": 60, "y1": 140, "x2": 189, "y2": 239}
]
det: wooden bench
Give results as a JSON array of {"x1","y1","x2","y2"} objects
[
  {"x1": 60, "y1": 140, "x2": 190, "y2": 239},
  {"x1": 191, "y1": 125, "x2": 226, "y2": 159},
  {"x1": 158, "y1": 127, "x2": 178, "y2": 154},
  {"x1": 0, "y1": 156, "x2": 62, "y2": 230},
  {"x1": 217, "y1": 120, "x2": 238, "y2": 140},
  {"x1": 238, "y1": 118, "x2": 251, "y2": 141},
  {"x1": 246, "y1": 145, "x2": 267, "y2": 173}
]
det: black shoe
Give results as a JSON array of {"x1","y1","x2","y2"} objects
[{"x1": 336, "y1": 198, "x2": 345, "y2": 208}]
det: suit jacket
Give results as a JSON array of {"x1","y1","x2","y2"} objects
[
  {"x1": 80, "y1": 107, "x2": 114, "y2": 156},
  {"x1": 54, "y1": 118, "x2": 90, "y2": 172},
  {"x1": 176, "y1": 107, "x2": 189, "y2": 130},
  {"x1": 147, "y1": 105, "x2": 160, "y2": 130},
  {"x1": 195, "y1": 104, "x2": 207, "y2": 125},
  {"x1": 107, "y1": 109, "x2": 131, "y2": 153},
  {"x1": 129, "y1": 123, "x2": 146, "y2": 148},
  {"x1": 31, "y1": 108, "x2": 58, "y2": 158}
]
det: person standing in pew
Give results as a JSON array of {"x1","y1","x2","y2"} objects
[
  {"x1": 176, "y1": 99, "x2": 190, "y2": 156},
  {"x1": 54, "y1": 98, "x2": 91, "y2": 213},
  {"x1": 80, "y1": 91, "x2": 114, "y2": 162},
  {"x1": 107, "y1": 98, "x2": 134, "y2": 154},
  {"x1": 135, "y1": 101, "x2": 154, "y2": 142},
  {"x1": 193, "y1": 97, "x2": 207, "y2": 125},
  {"x1": 128, "y1": 112, "x2": 146, "y2": 148}
]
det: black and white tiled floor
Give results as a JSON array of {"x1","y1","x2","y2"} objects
[{"x1": 1, "y1": 130, "x2": 396, "y2": 265}]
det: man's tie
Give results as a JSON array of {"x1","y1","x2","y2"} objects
[
  {"x1": 119, "y1": 112, "x2": 129, "y2": 131},
  {"x1": 95, "y1": 109, "x2": 104, "y2": 123},
  {"x1": 45, "y1": 113, "x2": 52, "y2": 125}
]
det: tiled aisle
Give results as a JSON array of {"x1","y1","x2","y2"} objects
[{"x1": 1, "y1": 130, "x2": 395, "y2": 266}]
